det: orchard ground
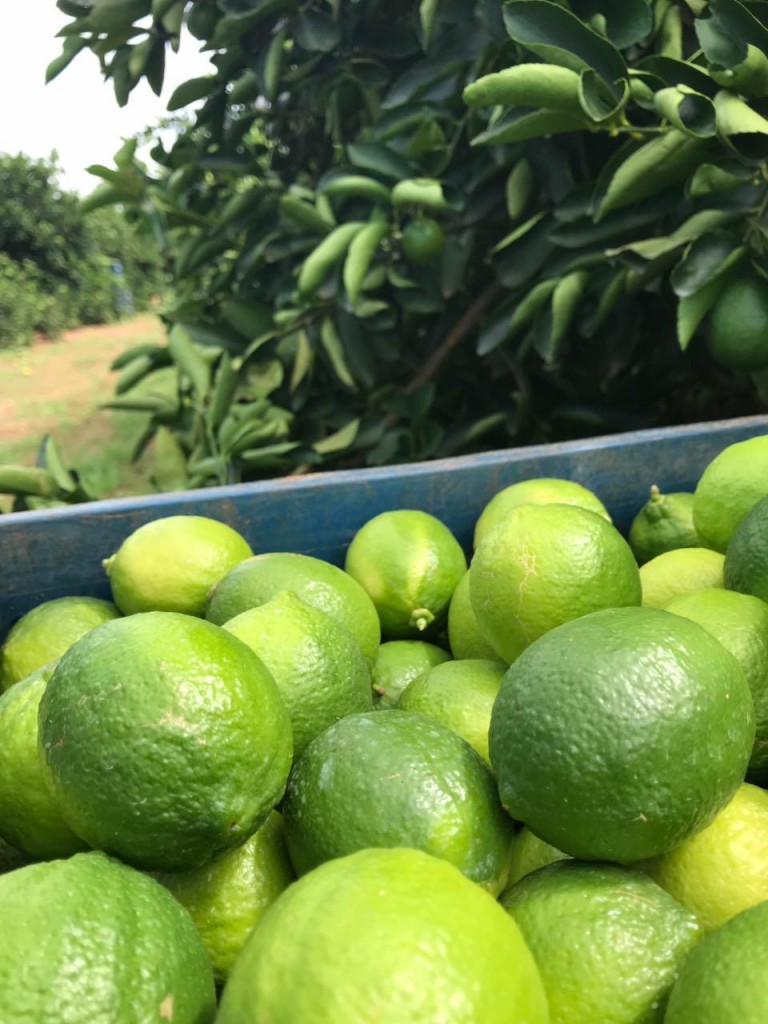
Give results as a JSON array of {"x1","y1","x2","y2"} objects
[{"x1": 0, "y1": 315, "x2": 172, "y2": 510}]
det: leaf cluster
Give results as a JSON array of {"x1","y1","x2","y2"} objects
[{"x1": 34, "y1": 0, "x2": 768, "y2": 495}]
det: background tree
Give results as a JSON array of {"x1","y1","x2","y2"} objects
[{"x1": 0, "y1": 151, "x2": 166, "y2": 348}]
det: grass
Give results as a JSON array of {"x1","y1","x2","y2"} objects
[{"x1": 0, "y1": 315, "x2": 175, "y2": 511}]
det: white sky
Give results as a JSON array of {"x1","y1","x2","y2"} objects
[{"x1": 1, "y1": 1, "x2": 213, "y2": 195}]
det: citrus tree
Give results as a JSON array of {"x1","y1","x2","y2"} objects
[{"x1": 16, "y1": 0, "x2": 768, "y2": 498}]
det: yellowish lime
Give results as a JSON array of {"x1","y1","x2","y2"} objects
[
  {"x1": 639, "y1": 547, "x2": 724, "y2": 608},
  {"x1": 104, "y1": 514, "x2": 253, "y2": 616}
]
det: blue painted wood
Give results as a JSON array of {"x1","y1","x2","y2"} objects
[{"x1": 2, "y1": 414, "x2": 768, "y2": 640}]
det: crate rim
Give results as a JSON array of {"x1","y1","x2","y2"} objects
[{"x1": 3, "y1": 412, "x2": 768, "y2": 528}]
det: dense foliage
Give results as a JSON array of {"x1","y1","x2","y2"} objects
[
  {"x1": 0, "y1": 153, "x2": 165, "y2": 348},
  {"x1": 18, "y1": 0, "x2": 768, "y2": 496}
]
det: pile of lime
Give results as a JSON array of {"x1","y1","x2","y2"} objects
[{"x1": 4, "y1": 436, "x2": 768, "y2": 1022}]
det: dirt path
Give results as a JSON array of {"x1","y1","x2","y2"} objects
[{"x1": 0, "y1": 315, "x2": 163, "y2": 446}]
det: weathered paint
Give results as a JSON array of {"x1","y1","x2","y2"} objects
[{"x1": 2, "y1": 414, "x2": 767, "y2": 639}]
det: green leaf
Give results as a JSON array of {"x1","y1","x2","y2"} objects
[
  {"x1": 696, "y1": 0, "x2": 768, "y2": 69},
  {"x1": 658, "y1": 4, "x2": 683, "y2": 59},
  {"x1": 167, "y1": 75, "x2": 216, "y2": 111},
  {"x1": 86, "y1": 0, "x2": 150, "y2": 33},
  {"x1": 492, "y1": 211, "x2": 548, "y2": 254},
  {"x1": 420, "y1": 0, "x2": 440, "y2": 47},
  {"x1": 144, "y1": 36, "x2": 166, "y2": 95},
  {"x1": 313, "y1": 418, "x2": 360, "y2": 453},
  {"x1": 670, "y1": 232, "x2": 740, "y2": 296},
  {"x1": 262, "y1": 25, "x2": 287, "y2": 100},
  {"x1": 321, "y1": 317, "x2": 357, "y2": 389},
  {"x1": 343, "y1": 220, "x2": 389, "y2": 304},
  {"x1": 279, "y1": 195, "x2": 333, "y2": 235},
  {"x1": 569, "y1": 0, "x2": 653, "y2": 47},
  {"x1": 298, "y1": 222, "x2": 365, "y2": 294},
  {"x1": 39, "y1": 436, "x2": 76, "y2": 493},
  {"x1": 57, "y1": 0, "x2": 91, "y2": 15},
  {"x1": 110, "y1": 343, "x2": 165, "y2": 371},
  {"x1": 676, "y1": 246, "x2": 746, "y2": 349},
  {"x1": 502, "y1": 0, "x2": 627, "y2": 98},
  {"x1": 596, "y1": 130, "x2": 711, "y2": 219},
  {"x1": 714, "y1": 89, "x2": 768, "y2": 160},
  {"x1": 45, "y1": 37, "x2": 88, "y2": 83},
  {"x1": 494, "y1": 215, "x2": 557, "y2": 288},
  {"x1": 637, "y1": 55, "x2": 718, "y2": 97},
  {"x1": 207, "y1": 354, "x2": 240, "y2": 432},
  {"x1": 347, "y1": 143, "x2": 416, "y2": 182},
  {"x1": 506, "y1": 158, "x2": 535, "y2": 221},
  {"x1": 391, "y1": 178, "x2": 462, "y2": 211},
  {"x1": 471, "y1": 107, "x2": 590, "y2": 146},
  {"x1": 290, "y1": 330, "x2": 314, "y2": 392},
  {"x1": 151, "y1": 427, "x2": 189, "y2": 492},
  {"x1": 654, "y1": 86, "x2": 716, "y2": 138},
  {"x1": 167, "y1": 324, "x2": 211, "y2": 397},
  {"x1": 687, "y1": 161, "x2": 756, "y2": 196},
  {"x1": 584, "y1": 268, "x2": 628, "y2": 334},
  {"x1": 238, "y1": 442, "x2": 301, "y2": 465},
  {"x1": 0, "y1": 466, "x2": 58, "y2": 499},
  {"x1": 464, "y1": 63, "x2": 583, "y2": 112},
  {"x1": 711, "y1": 43, "x2": 768, "y2": 98},
  {"x1": 578, "y1": 68, "x2": 629, "y2": 122},
  {"x1": 534, "y1": 271, "x2": 588, "y2": 363},
  {"x1": 79, "y1": 182, "x2": 123, "y2": 213},
  {"x1": 222, "y1": 299, "x2": 273, "y2": 339},
  {"x1": 608, "y1": 209, "x2": 739, "y2": 260},
  {"x1": 115, "y1": 355, "x2": 158, "y2": 394},
  {"x1": 382, "y1": 55, "x2": 466, "y2": 109},
  {"x1": 295, "y1": 9, "x2": 342, "y2": 51},
  {"x1": 151, "y1": 0, "x2": 178, "y2": 18},
  {"x1": 320, "y1": 175, "x2": 392, "y2": 203}
]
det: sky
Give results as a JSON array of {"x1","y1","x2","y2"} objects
[{"x1": 1, "y1": 1, "x2": 213, "y2": 195}]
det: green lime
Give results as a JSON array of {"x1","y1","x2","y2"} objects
[
  {"x1": 724, "y1": 494, "x2": 768, "y2": 607},
  {"x1": 104, "y1": 514, "x2": 252, "y2": 617},
  {"x1": 644, "y1": 783, "x2": 768, "y2": 932},
  {"x1": 489, "y1": 606, "x2": 755, "y2": 862},
  {"x1": 706, "y1": 274, "x2": 768, "y2": 372},
  {"x1": 0, "y1": 851, "x2": 215, "y2": 1023},
  {"x1": 693, "y1": 434, "x2": 768, "y2": 552},
  {"x1": 639, "y1": 547, "x2": 724, "y2": 608},
  {"x1": 666, "y1": 588, "x2": 768, "y2": 783},
  {"x1": 206, "y1": 551, "x2": 381, "y2": 665},
  {"x1": 217, "y1": 848, "x2": 548, "y2": 1024},
  {"x1": 223, "y1": 591, "x2": 372, "y2": 756},
  {"x1": 344, "y1": 510, "x2": 467, "y2": 639},
  {"x1": 0, "y1": 596, "x2": 119, "y2": 692},
  {"x1": 447, "y1": 569, "x2": 502, "y2": 661},
  {"x1": 665, "y1": 900, "x2": 768, "y2": 1023},
  {"x1": 398, "y1": 658, "x2": 505, "y2": 766},
  {"x1": 474, "y1": 477, "x2": 610, "y2": 549},
  {"x1": 282, "y1": 710, "x2": 514, "y2": 893},
  {"x1": 501, "y1": 861, "x2": 700, "y2": 1024},
  {"x1": 470, "y1": 503, "x2": 641, "y2": 664},
  {"x1": 39, "y1": 612, "x2": 293, "y2": 871},
  {"x1": 0, "y1": 662, "x2": 85, "y2": 860},
  {"x1": 628, "y1": 486, "x2": 706, "y2": 564},
  {"x1": 371, "y1": 639, "x2": 450, "y2": 709},
  {"x1": 401, "y1": 217, "x2": 445, "y2": 265},
  {"x1": 507, "y1": 827, "x2": 571, "y2": 887},
  {"x1": 156, "y1": 811, "x2": 295, "y2": 982},
  {"x1": 512, "y1": 823, "x2": 573, "y2": 888}
]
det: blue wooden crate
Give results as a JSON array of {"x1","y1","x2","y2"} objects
[{"x1": 2, "y1": 413, "x2": 768, "y2": 640}]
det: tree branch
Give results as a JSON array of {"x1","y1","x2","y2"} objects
[{"x1": 401, "y1": 282, "x2": 502, "y2": 395}]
